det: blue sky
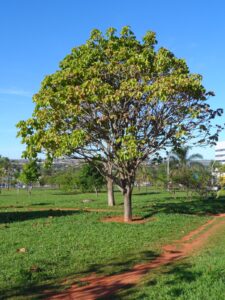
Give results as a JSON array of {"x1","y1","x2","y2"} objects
[{"x1": 0, "y1": 0, "x2": 224, "y2": 159}]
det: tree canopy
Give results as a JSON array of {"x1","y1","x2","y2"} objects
[
  {"x1": 76, "y1": 163, "x2": 105, "y2": 195},
  {"x1": 17, "y1": 27, "x2": 223, "y2": 221},
  {"x1": 19, "y1": 160, "x2": 40, "y2": 188},
  {"x1": 170, "y1": 145, "x2": 204, "y2": 167}
]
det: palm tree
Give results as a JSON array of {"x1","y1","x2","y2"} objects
[
  {"x1": 170, "y1": 145, "x2": 203, "y2": 168},
  {"x1": 168, "y1": 146, "x2": 205, "y2": 196}
]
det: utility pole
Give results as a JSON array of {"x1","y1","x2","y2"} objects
[
  {"x1": 167, "y1": 152, "x2": 171, "y2": 182},
  {"x1": 211, "y1": 160, "x2": 216, "y2": 187},
  {"x1": 167, "y1": 151, "x2": 171, "y2": 190}
]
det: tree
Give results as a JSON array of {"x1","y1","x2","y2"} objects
[
  {"x1": 0, "y1": 156, "x2": 13, "y2": 190},
  {"x1": 171, "y1": 164, "x2": 213, "y2": 198},
  {"x1": 135, "y1": 163, "x2": 152, "y2": 191},
  {"x1": 212, "y1": 162, "x2": 225, "y2": 187},
  {"x1": 19, "y1": 160, "x2": 40, "y2": 194},
  {"x1": 170, "y1": 145, "x2": 203, "y2": 167},
  {"x1": 54, "y1": 168, "x2": 77, "y2": 191},
  {"x1": 17, "y1": 27, "x2": 223, "y2": 221},
  {"x1": 76, "y1": 163, "x2": 105, "y2": 196},
  {"x1": 0, "y1": 166, "x2": 5, "y2": 194},
  {"x1": 168, "y1": 145, "x2": 206, "y2": 194}
]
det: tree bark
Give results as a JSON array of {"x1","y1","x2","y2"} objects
[
  {"x1": 94, "y1": 186, "x2": 98, "y2": 198},
  {"x1": 124, "y1": 185, "x2": 132, "y2": 222},
  {"x1": 117, "y1": 185, "x2": 123, "y2": 193},
  {"x1": 107, "y1": 177, "x2": 115, "y2": 206}
]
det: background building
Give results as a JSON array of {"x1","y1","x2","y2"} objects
[{"x1": 215, "y1": 141, "x2": 225, "y2": 164}]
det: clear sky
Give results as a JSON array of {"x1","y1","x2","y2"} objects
[{"x1": 0, "y1": 0, "x2": 224, "y2": 159}]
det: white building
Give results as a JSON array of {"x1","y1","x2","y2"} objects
[{"x1": 215, "y1": 141, "x2": 225, "y2": 164}]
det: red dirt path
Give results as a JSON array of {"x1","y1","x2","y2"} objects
[{"x1": 47, "y1": 213, "x2": 225, "y2": 300}]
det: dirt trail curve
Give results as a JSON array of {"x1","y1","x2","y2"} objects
[{"x1": 47, "y1": 213, "x2": 225, "y2": 300}]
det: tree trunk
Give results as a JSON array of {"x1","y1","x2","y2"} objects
[
  {"x1": 124, "y1": 185, "x2": 132, "y2": 222},
  {"x1": 94, "y1": 186, "x2": 98, "y2": 198},
  {"x1": 117, "y1": 185, "x2": 123, "y2": 193},
  {"x1": 107, "y1": 177, "x2": 115, "y2": 206}
]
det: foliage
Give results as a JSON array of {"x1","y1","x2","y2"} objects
[
  {"x1": 170, "y1": 145, "x2": 203, "y2": 167},
  {"x1": 0, "y1": 156, "x2": 18, "y2": 190},
  {"x1": 75, "y1": 163, "x2": 105, "y2": 193},
  {"x1": 215, "y1": 163, "x2": 225, "y2": 176},
  {"x1": 167, "y1": 145, "x2": 213, "y2": 197},
  {"x1": 219, "y1": 175, "x2": 225, "y2": 187},
  {"x1": 171, "y1": 165, "x2": 213, "y2": 197},
  {"x1": 19, "y1": 160, "x2": 40, "y2": 186},
  {"x1": 17, "y1": 27, "x2": 223, "y2": 220},
  {"x1": 147, "y1": 162, "x2": 168, "y2": 187},
  {"x1": 42, "y1": 163, "x2": 105, "y2": 193},
  {"x1": 44, "y1": 167, "x2": 78, "y2": 191},
  {"x1": 0, "y1": 156, "x2": 12, "y2": 171}
]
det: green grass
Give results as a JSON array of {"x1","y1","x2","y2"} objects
[
  {"x1": 0, "y1": 188, "x2": 225, "y2": 299},
  {"x1": 119, "y1": 221, "x2": 225, "y2": 300}
]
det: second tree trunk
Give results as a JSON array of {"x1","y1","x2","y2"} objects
[
  {"x1": 124, "y1": 186, "x2": 132, "y2": 222},
  {"x1": 107, "y1": 177, "x2": 115, "y2": 206}
]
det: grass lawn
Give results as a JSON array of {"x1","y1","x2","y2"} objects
[
  {"x1": 119, "y1": 218, "x2": 225, "y2": 300},
  {"x1": 0, "y1": 188, "x2": 225, "y2": 299}
]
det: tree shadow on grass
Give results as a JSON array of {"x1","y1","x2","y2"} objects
[
  {"x1": 0, "y1": 209, "x2": 82, "y2": 224},
  {"x1": 51, "y1": 191, "x2": 80, "y2": 196},
  {"x1": 0, "y1": 205, "x2": 25, "y2": 210},
  {"x1": 51, "y1": 190, "x2": 106, "y2": 196},
  {"x1": 141, "y1": 196, "x2": 225, "y2": 218},
  {"x1": 0, "y1": 250, "x2": 159, "y2": 300},
  {"x1": 158, "y1": 197, "x2": 225, "y2": 215},
  {"x1": 80, "y1": 250, "x2": 159, "y2": 277},
  {"x1": 133, "y1": 191, "x2": 161, "y2": 196},
  {"x1": 112, "y1": 261, "x2": 202, "y2": 300},
  {"x1": 31, "y1": 202, "x2": 52, "y2": 206},
  {"x1": 0, "y1": 278, "x2": 63, "y2": 300}
]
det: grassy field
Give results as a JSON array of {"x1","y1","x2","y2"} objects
[
  {"x1": 119, "y1": 219, "x2": 225, "y2": 300},
  {"x1": 0, "y1": 188, "x2": 225, "y2": 299}
]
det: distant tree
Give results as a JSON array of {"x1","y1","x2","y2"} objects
[
  {"x1": 17, "y1": 27, "x2": 223, "y2": 221},
  {"x1": 171, "y1": 165, "x2": 213, "y2": 198},
  {"x1": 147, "y1": 161, "x2": 168, "y2": 189},
  {"x1": 19, "y1": 160, "x2": 40, "y2": 194},
  {"x1": 215, "y1": 162, "x2": 225, "y2": 173},
  {"x1": 212, "y1": 162, "x2": 225, "y2": 187},
  {"x1": 170, "y1": 145, "x2": 203, "y2": 167},
  {"x1": 55, "y1": 168, "x2": 77, "y2": 191},
  {"x1": 0, "y1": 156, "x2": 14, "y2": 190},
  {"x1": 219, "y1": 175, "x2": 225, "y2": 187},
  {"x1": 76, "y1": 163, "x2": 105, "y2": 196},
  {"x1": 0, "y1": 166, "x2": 5, "y2": 194}
]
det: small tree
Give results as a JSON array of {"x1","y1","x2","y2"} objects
[
  {"x1": 171, "y1": 165, "x2": 213, "y2": 198},
  {"x1": 76, "y1": 163, "x2": 105, "y2": 196},
  {"x1": 170, "y1": 145, "x2": 203, "y2": 168},
  {"x1": 17, "y1": 27, "x2": 223, "y2": 221},
  {"x1": 54, "y1": 168, "x2": 77, "y2": 191},
  {"x1": 0, "y1": 156, "x2": 14, "y2": 190},
  {"x1": 0, "y1": 166, "x2": 5, "y2": 194},
  {"x1": 169, "y1": 145, "x2": 205, "y2": 194},
  {"x1": 19, "y1": 160, "x2": 40, "y2": 194}
]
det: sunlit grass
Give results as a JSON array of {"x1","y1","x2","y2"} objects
[
  {"x1": 0, "y1": 188, "x2": 224, "y2": 299},
  {"x1": 122, "y1": 223, "x2": 225, "y2": 300}
]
